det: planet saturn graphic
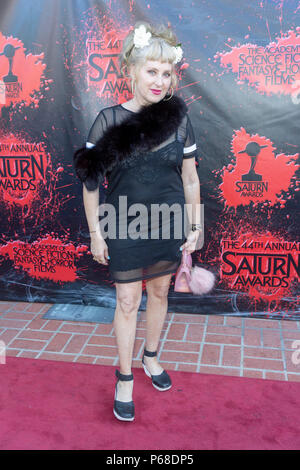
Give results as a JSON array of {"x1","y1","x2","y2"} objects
[{"x1": 238, "y1": 141, "x2": 267, "y2": 181}]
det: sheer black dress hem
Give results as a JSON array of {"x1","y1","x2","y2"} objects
[{"x1": 109, "y1": 261, "x2": 181, "y2": 284}]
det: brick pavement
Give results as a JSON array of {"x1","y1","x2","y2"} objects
[{"x1": 1, "y1": 300, "x2": 300, "y2": 381}]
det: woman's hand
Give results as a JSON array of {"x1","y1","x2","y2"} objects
[
  {"x1": 90, "y1": 233, "x2": 110, "y2": 265},
  {"x1": 180, "y1": 230, "x2": 202, "y2": 255}
]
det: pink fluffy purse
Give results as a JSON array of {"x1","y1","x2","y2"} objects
[{"x1": 174, "y1": 249, "x2": 215, "y2": 295}]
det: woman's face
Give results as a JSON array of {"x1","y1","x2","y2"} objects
[{"x1": 132, "y1": 60, "x2": 173, "y2": 106}]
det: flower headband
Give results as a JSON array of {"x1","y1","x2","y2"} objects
[{"x1": 133, "y1": 24, "x2": 183, "y2": 64}]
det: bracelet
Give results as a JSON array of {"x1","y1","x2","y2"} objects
[{"x1": 190, "y1": 224, "x2": 203, "y2": 232}]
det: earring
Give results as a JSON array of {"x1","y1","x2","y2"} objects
[{"x1": 163, "y1": 86, "x2": 174, "y2": 101}]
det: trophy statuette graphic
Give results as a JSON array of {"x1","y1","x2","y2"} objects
[
  {"x1": 0, "y1": 44, "x2": 20, "y2": 83},
  {"x1": 238, "y1": 142, "x2": 267, "y2": 181}
]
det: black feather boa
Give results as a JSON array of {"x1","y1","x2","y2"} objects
[{"x1": 73, "y1": 95, "x2": 187, "y2": 191}]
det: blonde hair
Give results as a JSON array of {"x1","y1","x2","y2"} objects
[{"x1": 119, "y1": 21, "x2": 180, "y2": 89}]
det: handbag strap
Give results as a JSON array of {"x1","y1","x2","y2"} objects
[
  {"x1": 178, "y1": 251, "x2": 192, "y2": 282},
  {"x1": 182, "y1": 249, "x2": 192, "y2": 267}
]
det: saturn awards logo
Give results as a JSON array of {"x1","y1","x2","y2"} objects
[
  {"x1": 217, "y1": 128, "x2": 299, "y2": 209},
  {"x1": 0, "y1": 32, "x2": 47, "y2": 109}
]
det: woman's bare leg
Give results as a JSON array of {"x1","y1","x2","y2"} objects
[
  {"x1": 144, "y1": 273, "x2": 173, "y2": 374},
  {"x1": 113, "y1": 280, "x2": 142, "y2": 401}
]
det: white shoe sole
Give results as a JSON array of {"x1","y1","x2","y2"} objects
[
  {"x1": 113, "y1": 407, "x2": 134, "y2": 422},
  {"x1": 142, "y1": 363, "x2": 172, "y2": 391},
  {"x1": 113, "y1": 386, "x2": 134, "y2": 422}
]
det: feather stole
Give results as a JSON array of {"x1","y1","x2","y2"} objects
[{"x1": 73, "y1": 95, "x2": 188, "y2": 191}]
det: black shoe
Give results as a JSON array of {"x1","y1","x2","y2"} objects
[
  {"x1": 113, "y1": 370, "x2": 135, "y2": 422},
  {"x1": 142, "y1": 349, "x2": 172, "y2": 391}
]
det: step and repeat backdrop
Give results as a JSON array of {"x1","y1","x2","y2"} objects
[{"x1": 0, "y1": 0, "x2": 299, "y2": 319}]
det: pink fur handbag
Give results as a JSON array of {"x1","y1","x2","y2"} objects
[{"x1": 174, "y1": 249, "x2": 215, "y2": 295}]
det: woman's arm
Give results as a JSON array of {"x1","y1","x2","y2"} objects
[
  {"x1": 180, "y1": 157, "x2": 203, "y2": 253},
  {"x1": 181, "y1": 157, "x2": 201, "y2": 226},
  {"x1": 83, "y1": 183, "x2": 109, "y2": 264},
  {"x1": 82, "y1": 183, "x2": 102, "y2": 238}
]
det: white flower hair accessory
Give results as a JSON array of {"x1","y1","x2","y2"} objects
[
  {"x1": 133, "y1": 25, "x2": 152, "y2": 48},
  {"x1": 172, "y1": 44, "x2": 183, "y2": 64},
  {"x1": 133, "y1": 25, "x2": 183, "y2": 64}
]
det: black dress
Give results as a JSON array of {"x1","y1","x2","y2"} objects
[{"x1": 86, "y1": 102, "x2": 198, "y2": 283}]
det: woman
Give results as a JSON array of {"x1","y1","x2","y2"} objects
[{"x1": 74, "y1": 21, "x2": 202, "y2": 422}]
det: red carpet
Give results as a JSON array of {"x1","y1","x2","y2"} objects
[{"x1": 1, "y1": 357, "x2": 300, "y2": 450}]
